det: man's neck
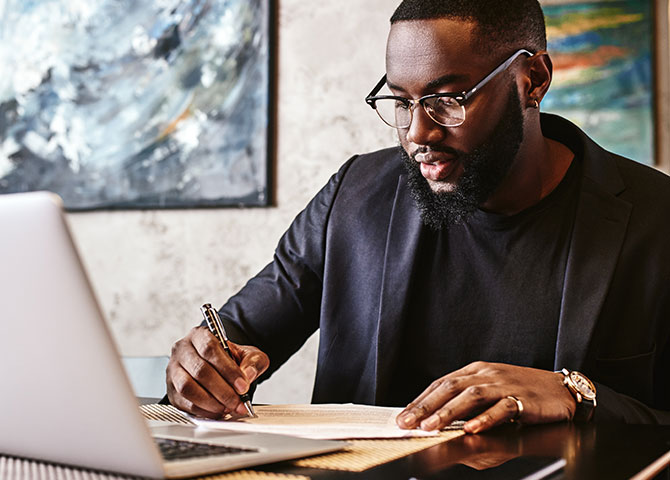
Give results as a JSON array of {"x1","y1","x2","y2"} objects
[{"x1": 480, "y1": 132, "x2": 575, "y2": 216}]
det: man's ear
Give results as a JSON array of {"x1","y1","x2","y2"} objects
[{"x1": 523, "y1": 51, "x2": 553, "y2": 108}]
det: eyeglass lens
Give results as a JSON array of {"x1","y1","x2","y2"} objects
[{"x1": 373, "y1": 96, "x2": 465, "y2": 129}]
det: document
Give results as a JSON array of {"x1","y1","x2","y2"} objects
[{"x1": 190, "y1": 404, "x2": 462, "y2": 440}]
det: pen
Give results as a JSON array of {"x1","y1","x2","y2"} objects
[{"x1": 200, "y1": 303, "x2": 257, "y2": 418}]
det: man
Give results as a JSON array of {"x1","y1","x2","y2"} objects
[{"x1": 166, "y1": 0, "x2": 670, "y2": 433}]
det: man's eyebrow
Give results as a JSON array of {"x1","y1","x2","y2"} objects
[
  {"x1": 425, "y1": 73, "x2": 470, "y2": 90},
  {"x1": 386, "y1": 73, "x2": 470, "y2": 93}
]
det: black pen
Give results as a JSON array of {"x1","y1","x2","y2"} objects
[{"x1": 200, "y1": 303, "x2": 257, "y2": 418}]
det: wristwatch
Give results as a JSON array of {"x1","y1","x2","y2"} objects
[{"x1": 561, "y1": 368, "x2": 597, "y2": 422}]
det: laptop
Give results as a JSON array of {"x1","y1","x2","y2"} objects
[{"x1": 0, "y1": 191, "x2": 344, "y2": 479}]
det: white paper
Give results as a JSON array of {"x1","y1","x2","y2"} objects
[{"x1": 189, "y1": 404, "x2": 446, "y2": 440}]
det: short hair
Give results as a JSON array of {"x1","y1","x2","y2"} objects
[{"x1": 390, "y1": 0, "x2": 547, "y2": 57}]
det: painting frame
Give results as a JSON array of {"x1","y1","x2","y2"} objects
[
  {"x1": 654, "y1": 0, "x2": 670, "y2": 173},
  {"x1": 0, "y1": 0, "x2": 276, "y2": 211}
]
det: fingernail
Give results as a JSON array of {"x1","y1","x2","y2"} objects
[
  {"x1": 243, "y1": 366, "x2": 258, "y2": 381},
  {"x1": 234, "y1": 377, "x2": 248, "y2": 394},
  {"x1": 465, "y1": 419, "x2": 481, "y2": 433},
  {"x1": 421, "y1": 415, "x2": 440, "y2": 431},
  {"x1": 399, "y1": 412, "x2": 416, "y2": 427}
]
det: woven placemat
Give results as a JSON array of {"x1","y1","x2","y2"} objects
[
  {"x1": 0, "y1": 455, "x2": 307, "y2": 480},
  {"x1": 291, "y1": 430, "x2": 464, "y2": 472},
  {"x1": 0, "y1": 455, "x2": 138, "y2": 480},
  {"x1": 139, "y1": 403, "x2": 194, "y2": 425},
  {"x1": 194, "y1": 471, "x2": 309, "y2": 480}
]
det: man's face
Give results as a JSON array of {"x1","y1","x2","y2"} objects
[{"x1": 386, "y1": 19, "x2": 526, "y2": 226}]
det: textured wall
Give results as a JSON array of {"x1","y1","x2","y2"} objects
[{"x1": 68, "y1": 0, "x2": 399, "y2": 403}]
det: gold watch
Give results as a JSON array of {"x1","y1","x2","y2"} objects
[{"x1": 561, "y1": 368, "x2": 597, "y2": 422}]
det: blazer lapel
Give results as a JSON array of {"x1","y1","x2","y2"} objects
[
  {"x1": 554, "y1": 160, "x2": 631, "y2": 371},
  {"x1": 374, "y1": 174, "x2": 424, "y2": 404}
]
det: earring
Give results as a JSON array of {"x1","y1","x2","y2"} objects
[{"x1": 531, "y1": 99, "x2": 539, "y2": 109}]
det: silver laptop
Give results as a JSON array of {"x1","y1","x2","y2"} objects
[{"x1": 0, "y1": 191, "x2": 344, "y2": 479}]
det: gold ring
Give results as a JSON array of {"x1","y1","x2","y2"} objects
[{"x1": 506, "y1": 395, "x2": 524, "y2": 422}]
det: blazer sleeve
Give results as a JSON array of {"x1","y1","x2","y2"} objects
[
  {"x1": 594, "y1": 335, "x2": 670, "y2": 425},
  {"x1": 594, "y1": 385, "x2": 670, "y2": 425},
  {"x1": 217, "y1": 155, "x2": 358, "y2": 382}
]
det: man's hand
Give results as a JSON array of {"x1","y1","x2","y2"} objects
[
  {"x1": 396, "y1": 362, "x2": 576, "y2": 434},
  {"x1": 166, "y1": 326, "x2": 269, "y2": 419}
]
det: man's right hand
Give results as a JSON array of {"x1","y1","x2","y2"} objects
[{"x1": 166, "y1": 326, "x2": 270, "y2": 418}]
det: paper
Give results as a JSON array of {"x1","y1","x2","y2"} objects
[{"x1": 190, "y1": 404, "x2": 456, "y2": 440}]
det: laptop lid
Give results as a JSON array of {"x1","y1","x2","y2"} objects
[
  {"x1": 0, "y1": 191, "x2": 343, "y2": 478},
  {"x1": 0, "y1": 191, "x2": 166, "y2": 477}
]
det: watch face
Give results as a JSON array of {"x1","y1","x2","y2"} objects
[{"x1": 569, "y1": 371, "x2": 597, "y2": 400}]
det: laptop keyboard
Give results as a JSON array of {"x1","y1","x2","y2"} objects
[{"x1": 155, "y1": 437, "x2": 258, "y2": 461}]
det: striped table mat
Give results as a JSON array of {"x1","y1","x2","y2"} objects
[
  {"x1": 0, "y1": 456, "x2": 307, "y2": 480},
  {"x1": 139, "y1": 403, "x2": 194, "y2": 425},
  {"x1": 292, "y1": 430, "x2": 464, "y2": 472}
]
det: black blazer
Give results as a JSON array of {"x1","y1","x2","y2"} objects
[{"x1": 221, "y1": 114, "x2": 670, "y2": 424}]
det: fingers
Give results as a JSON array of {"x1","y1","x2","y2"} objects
[
  {"x1": 422, "y1": 384, "x2": 499, "y2": 431},
  {"x1": 166, "y1": 362, "x2": 227, "y2": 418},
  {"x1": 190, "y1": 327, "x2": 250, "y2": 396},
  {"x1": 401, "y1": 382, "x2": 502, "y2": 431},
  {"x1": 397, "y1": 374, "x2": 469, "y2": 429},
  {"x1": 464, "y1": 396, "x2": 523, "y2": 434},
  {"x1": 229, "y1": 342, "x2": 270, "y2": 384},
  {"x1": 167, "y1": 328, "x2": 240, "y2": 416},
  {"x1": 397, "y1": 361, "x2": 493, "y2": 429},
  {"x1": 166, "y1": 326, "x2": 269, "y2": 418}
]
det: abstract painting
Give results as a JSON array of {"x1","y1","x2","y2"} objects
[
  {"x1": 0, "y1": 0, "x2": 272, "y2": 209},
  {"x1": 541, "y1": 0, "x2": 654, "y2": 165}
]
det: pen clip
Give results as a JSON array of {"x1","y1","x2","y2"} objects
[{"x1": 200, "y1": 303, "x2": 229, "y2": 345}]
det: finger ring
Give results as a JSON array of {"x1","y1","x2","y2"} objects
[{"x1": 506, "y1": 395, "x2": 524, "y2": 423}]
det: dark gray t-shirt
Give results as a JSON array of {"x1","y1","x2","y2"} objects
[{"x1": 388, "y1": 157, "x2": 581, "y2": 406}]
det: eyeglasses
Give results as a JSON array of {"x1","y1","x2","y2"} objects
[{"x1": 365, "y1": 49, "x2": 533, "y2": 129}]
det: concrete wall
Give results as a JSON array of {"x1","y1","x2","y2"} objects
[
  {"x1": 67, "y1": 0, "x2": 670, "y2": 404},
  {"x1": 69, "y1": 0, "x2": 399, "y2": 403}
]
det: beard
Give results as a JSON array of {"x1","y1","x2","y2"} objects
[{"x1": 400, "y1": 82, "x2": 525, "y2": 229}]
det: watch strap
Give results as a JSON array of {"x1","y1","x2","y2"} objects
[{"x1": 561, "y1": 368, "x2": 596, "y2": 423}]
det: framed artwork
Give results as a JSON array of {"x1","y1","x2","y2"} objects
[
  {"x1": 541, "y1": 0, "x2": 658, "y2": 167},
  {"x1": 0, "y1": 0, "x2": 274, "y2": 210}
]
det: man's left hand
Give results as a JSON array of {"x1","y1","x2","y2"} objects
[{"x1": 396, "y1": 362, "x2": 576, "y2": 434}]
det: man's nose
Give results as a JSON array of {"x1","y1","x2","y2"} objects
[{"x1": 405, "y1": 104, "x2": 446, "y2": 146}]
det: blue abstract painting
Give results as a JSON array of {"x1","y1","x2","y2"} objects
[
  {"x1": 0, "y1": 0, "x2": 271, "y2": 209},
  {"x1": 542, "y1": 0, "x2": 654, "y2": 165}
]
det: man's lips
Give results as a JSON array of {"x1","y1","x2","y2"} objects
[{"x1": 414, "y1": 151, "x2": 460, "y2": 182}]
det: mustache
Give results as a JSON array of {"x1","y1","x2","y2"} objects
[{"x1": 409, "y1": 145, "x2": 466, "y2": 160}]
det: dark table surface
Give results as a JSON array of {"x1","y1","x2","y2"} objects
[
  {"x1": 139, "y1": 400, "x2": 670, "y2": 479},
  {"x1": 244, "y1": 422, "x2": 670, "y2": 480}
]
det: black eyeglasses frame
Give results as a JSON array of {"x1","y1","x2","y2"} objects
[{"x1": 364, "y1": 48, "x2": 534, "y2": 128}]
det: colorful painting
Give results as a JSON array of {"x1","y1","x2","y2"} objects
[
  {"x1": 0, "y1": 0, "x2": 272, "y2": 210},
  {"x1": 541, "y1": 0, "x2": 654, "y2": 165}
]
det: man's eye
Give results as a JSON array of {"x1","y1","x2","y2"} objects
[
  {"x1": 394, "y1": 100, "x2": 410, "y2": 110},
  {"x1": 434, "y1": 97, "x2": 458, "y2": 108}
]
